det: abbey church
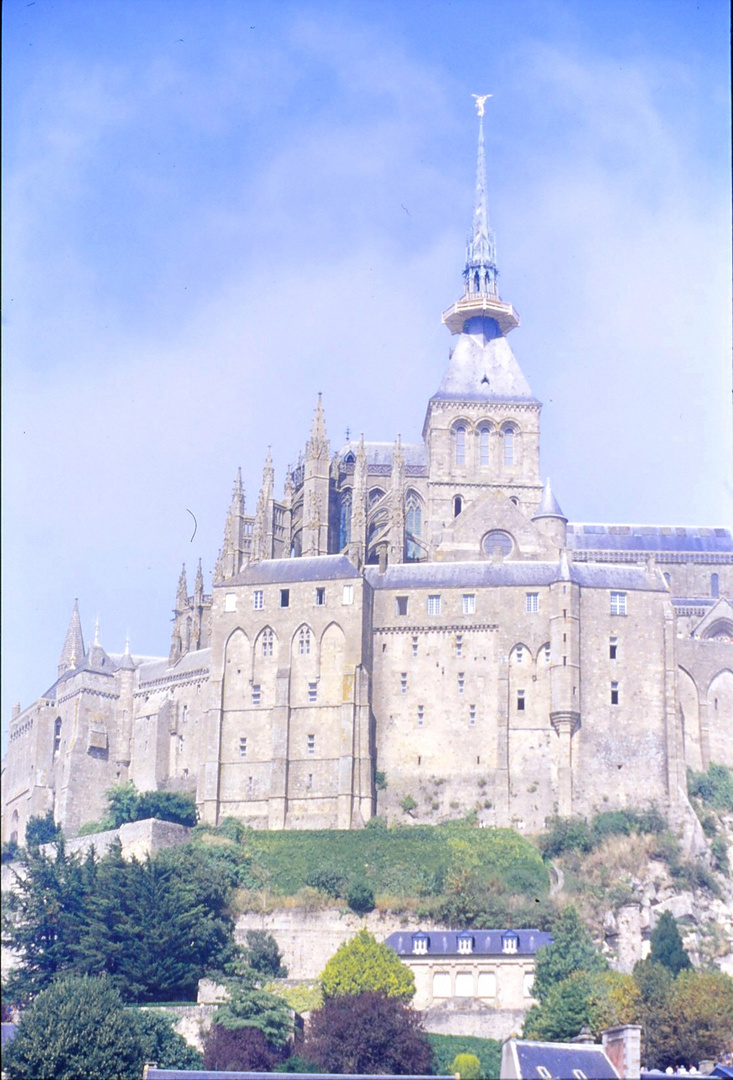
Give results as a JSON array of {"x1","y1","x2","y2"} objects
[{"x1": 3, "y1": 111, "x2": 732, "y2": 844}]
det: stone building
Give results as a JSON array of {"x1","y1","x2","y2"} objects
[{"x1": 2, "y1": 110, "x2": 731, "y2": 844}]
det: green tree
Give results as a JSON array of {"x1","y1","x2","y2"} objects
[
  {"x1": 213, "y1": 965, "x2": 293, "y2": 1048},
  {"x1": 523, "y1": 970, "x2": 640, "y2": 1042},
  {"x1": 2, "y1": 975, "x2": 145, "y2": 1080},
  {"x1": 24, "y1": 811, "x2": 62, "y2": 849},
  {"x1": 305, "y1": 991, "x2": 432, "y2": 1075},
  {"x1": 245, "y1": 930, "x2": 288, "y2": 979},
  {"x1": 132, "y1": 1008, "x2": 204, "y2": 1069},
  {"x1": 2, "y1": 840, "x2": 94, "y2": 1004},
  {"x1": 104, "y1": 781, "x2": 140, "y2": 828},
  {"x1": 136, "y1": 789, "x2": 197, "y2": 827},
  {"x1": 648, "y1": 911, "x2": 691, "y2": 975},
  {"x1": 320, "y1": 929, "x2": 415, "y2": 1001},
  {"x1": 346, "y1": 879, "x2": 375, "y2": 914},
  {"x1": 641, "y1": 969, "x2": 733, "y2": 1070},
  {"x1": 531, "y1": 905, "x2": 607, "y2": 1003},
  {"x1": 452, "y1": 1052, "x2": 482, "y2": 1078}
]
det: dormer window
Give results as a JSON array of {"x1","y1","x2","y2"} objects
[
  {"x1": 457, "y1": 932, "x2": 474, "y2": 955},
  {"x1": 502, "y1": 931, "x2": 518, "y2": 954},
  {"x1": 343, "y1": 452, "x2": 356, "y2": 464},
  {"x1": 412, "y1": 933, "x2": 430, "y2": 955}
]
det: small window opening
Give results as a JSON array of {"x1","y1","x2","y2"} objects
[
  {"x1": 517, "y1": 690, "x2": 525, "y2": 711},
  {"x1": 280, "y1": 588, "x2": 290, "y2": 608},
  {"x1": 315, "y1": 587, "x2": 326, "y2": 606},
  {"x1": 400, "y1": 673, "x2": 407, "y2": 694},
  {"x1": 239, "y1": 737, "x2": 247, "y2": 759},
  {"x1": 251, "y1": 685, "x2": 261, "y2": 707},
  {"x1": 412, "y1": 636, "x2": 419, "y2": 658},
  {"x1": 609, "y1": 636, "x2": 618, "y2": 660},
  {"x1": 456, "y1": 634, "x2": 463, "y2": 658},
  {"x1": 458, "y1": 673, "x2": 465, "y2": 694},
  {"x1": 253, "y1": 589, "x2": 264, "y2": 610},
  {"x1": 454, "y1": 495, "x2": 463, "y2": 517},
  {"x1": 469, "y1": 704, "x2": 476, "y2": 725},
  {"x1": 396, "y1": 596, "x2": 408, "y2": 616},
  {"x1": 308, "y1": 681, "x2": 317, "y2": 703},
  {"x1": 307, "y1": 733, "x2": 315, "y2": 755},
  {"x1": 611, "y1": 681, "x2": 619, "y2": 706},
  {"x1": 417, "y1": 705, "x2": 424, "y2": 727}
]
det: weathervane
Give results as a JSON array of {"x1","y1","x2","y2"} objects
[{"x1": 472, "y1": 93, "x2": 492, "y2": 117}]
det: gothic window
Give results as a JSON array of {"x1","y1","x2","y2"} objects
[
  {"x1": 454, "y1": 495, "x2": 463, "y2": 517},
  {"x1": 405, "y1": 491, "x2": 424, "y2": 561},
  {"x1": 339, "y1": 490, "x2": 352, "y2": 549},
  {"x1": 343, "y1": 452, "x2": 355, "y2": 464},
  {"x1": 711, "y1": 573, "x2": 720, "y2": 598},
  {"x1": 262, "y1": 629, "x2": 274, "y2": 657},
  {"x1": 473, "y1": 270, "x2": 481, "y2": 293},
  {"x1": 455, "y1": 425, "x2": 467, "y2": 466},
  {"x1": 299, "y1": 628, "x2": 311, "y2": 655},
  {"x1": 369, "y1": 487, "x2": 385, "y2": 507},
  {"x1": 610, "y1": 591, "x2": 627, "y2": 616},
  {"x1": 479, "y1": 426, "x2": 490, "y2": 466},
  {"x1": 503, "y1": 426, "x2": 515, "y2": 466}
]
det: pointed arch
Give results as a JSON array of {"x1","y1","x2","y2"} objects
[
  {"x1": 678, "y1": 666, "x2": 702, "y2": 772},
  {"x1": 405, "y1": 489, "x2": 424, "y2": 562},
  {"x1": 707, "y1": 669, "x2": 733, "y2": 768},
  {"x1": 222, "y1": 628, "x2": 251, "y2": 710},
  {"x1": 319, "y1": 621, "x2": 347, "y2": 703},
  {"x1": 256, "y1": 625, "x2": 278, "y2": 660},
  {"x1": 509, "y1": 643, "x2": 533, "y2": 666}
]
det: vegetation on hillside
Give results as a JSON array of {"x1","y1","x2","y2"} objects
[{"x1": 78, "y1": 781, "x2": 197, "y2": 833}]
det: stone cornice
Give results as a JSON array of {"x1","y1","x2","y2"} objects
[{"x1": 374, "y1": 623, "x2": 499, "y2": 635}]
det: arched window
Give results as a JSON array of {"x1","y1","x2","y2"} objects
[
  {"x1": 455, "y1": 425, "x2": 467, "y2": 466},
  {"x1": 503, "y1": 426, "x2": 516, "y2": 467},
  {"x1": 479, "y1": 426, "x2": 490, "y2": 467},
  {"x1": 405, "y1": 492, "x2": 423, "y2": 562},
  {"x1": 663, "y1": 572, "x2": 671, "y2": 588},
  {"x1": 53, "y1": 717, "x2": 62, "y2": 755},
  {"x1": 369, "y1": 488, "x2": 385, "y2": 507},
  {"x1": 339, "y1": 490, "x2": 352, "y2": 549},
  {"x1": 711, "y1": 573, "x2": 720, "y2": 598},
  {"x1": 473, "y1": 270, "x2": 480, "y2": 293},
  {"x1": 454, "y1": 495, "x2": 463, "y2": 517},
  {"x1": 343, "y1": 452, "x2": 355, "y2": 464},
  {"x1": 262, "y1": 629, "x2": 274, "y2": 657},
  {"x1": 298, "y1": 628, "x2": 311, "y2": 655}
]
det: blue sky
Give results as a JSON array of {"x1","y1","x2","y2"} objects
[{"x1": 2, "y1": 0, "x2": 730, "y2": 748}]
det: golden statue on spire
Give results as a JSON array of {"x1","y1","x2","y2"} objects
[{"x1": 472, "y1": 93, "x2": 492, "y2": 117}]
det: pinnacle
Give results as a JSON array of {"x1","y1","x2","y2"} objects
[{"x1": 58, "y1": 598, "x2": 85, "y2": 676}]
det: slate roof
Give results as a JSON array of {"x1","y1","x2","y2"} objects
[
  {"x1": 431, "y1": 318, "x2": 539, "y2": 404},
  {"x1": 365, "y1": 561, "x2": 666, "y2": 592},
  {"x1": 385, "y1": 928, "x2": 552, "y2": 956},
  {"x1": 338, "y1": 441, "x2": 427, "y2": 467},
  {"x1": 510, "y1": 1039, "x2": 619, "y2": 1079},
  {"x1": 224, "y1": 555, "x2": 361, "y2": 587},
  {"x1": 137, "y1": 648, "x2": 211, "y2": 685},
  {"x1": 568, "y1": 523, "x2": 733, "y2": 553}
]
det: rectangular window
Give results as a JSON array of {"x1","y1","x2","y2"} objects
[
  {"x1": 469, "y1": 704, "x2": 476, "y2": 725},
  {"x1": 253, "y1": 589, "x2": 264, "y2": 610},
  {"x1": 462, "y1": 594, "x2": 476, "y2": 615},
  {"x1": 609, "y1": 636, "x2": 618, "y2": 660},
  {"x1": 427, "y1": 594, "x2": 441, "y2": 616},
  {"x1": 611, "y1": 682, "x2": 619, "y2": 706},
  {"x1": 417, "y1": 705, "x2": 424, "y2": 727},
  {"x1": 455, "y1": 634, "x2": 463, "y2": 658},
  {"x1": 251, "y1": 685, "x2": 261, "y2": 707},
  {"x1": 526, "y1": 592, "x2": 539, "y2": 613},
  {"x1": 396, "y1": 596, "x2": 408, "y2": 616},
  {"x1": 610, "y1": 591, "x2": 627, "y2": 616},
  {"x1": 315, "y1": 587, "x2": 326, "y2": 606},
  {"x1": 225, "y1": 592, "x2": 237, "y2": 612},
  {"x1": 544, "y1": 644, "x2": 551, "y2": 663},
  {"x1": 517, "y1": 690, "x2": 525, "y2": 711},
  {"x1": 280, "y1": 589, "x2": 290, "y2": 608},
  {"x1": 239, "y1": 737, "x2": 247, "y2": 758},
  {"x1": 342, "y1": 584, "x2": 354, "y2": 605},
  {"x1": 307, "y1": 773, "x2": 313, "y2": 791},
  {"x1": 515, "y1": 645, "x2": 524, "y2": 664},
  {"x1": 308, "y1": 681, "x2": 317, "y2": 703},
  {"x1": 412, "y1": 636, "x2": 419, "y2": 658},
  {"x1": 248, "y1": 775, "x2": 254, "y2": 795},
  {"x1": 458, "y1": 673, "x2": 465, "y2": 695},
  {"x1": 400, "y1": 672, "x2": 407, "y2": 694},
  {"x1": 307, "y1": 734, "x2": 315, "y2": 755}
]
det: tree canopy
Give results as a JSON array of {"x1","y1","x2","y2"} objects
[
  {"x1": 305, "y1": 991, "x2": 433, "y2": 1076},
  {"x1": 523, "y1": 970, "x2": 640, "y2": 1042},
  {"x1": 2, "y1": 975, "x2": 145, "y2": 1080},
  {"x1": 320, "y1": 929, "x2": 415, "y2": 1001},
  {"x1": 24, "y1": 811, "x2": 62, "y2": 849},
  {"x1": 212, "y1": 964, "x2": 293, "y2": 1048},
  {"x1": 648, "y1": 911, "x2": 691, "y2": 976},
  {"x1": 531, "y1": 905, "x2": 607, "y2": 1004}
]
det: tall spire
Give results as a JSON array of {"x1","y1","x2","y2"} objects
[
  {"x1": 176, "y1": 564, "x2": 188, "y2": 609},
  {"x1": 307, "y1": 393, "x2": 328, "y2": 461},
  {"x1": 441, "y1": 96, "x2": 519, "y2": 337},
  {"x1": 58, "y1": 598, "x2": 85, "y2": 677},
  {"x1": 464, "y1": 105, "x2": 497, "y2": 299}
]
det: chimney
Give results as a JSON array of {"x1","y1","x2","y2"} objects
[{"x1": 602, "y1": 1025, "x2": 642, "y2": 1079}]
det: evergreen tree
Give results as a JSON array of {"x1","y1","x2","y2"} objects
[
  {"x1": 531, "y1": 905, "x2": 607, "y2": 1003},
  {"x1": 2, "y1": 839, "x2": 93, "y2": 1004},
  {"x1": 132, "y1": 1009, "x2": 204, "y2": 1069},
  {"x1": 320, "y1": 928, "x2": 415, "y2": 1001},
  {"x1": 245, "y1": 930, "x2": 288, "y2": 979},
  {"x1": 2, "y1": 975, "x2": 145, "y2": 1080},
  {"x1": 213, "y1": 964, "x2": 293, "y2": 1048},
  {"x1": 24, "y1": 811, "x2": 62, "y2": 849},
  {"x1": 523, "y1": 970, "x2": 640, "y2": 1042},
  {"x1": 648, "y1": 911, "x2": 691, "y2": 975}
]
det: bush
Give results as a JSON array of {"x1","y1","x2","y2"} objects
[
  {"x1": 3, "y1": 975, "x2": 145, "y2": 1080},
  {"x1": 305, "y1": 867, "x2": 345, "y2": 898},
  {"x1": 245, "y1": 930, "x2": 288, "y2": 979},
  {"x1": 25, "y1": 811, "x2": 62, "y2": 848},
  {"x1": 203, "y1": 1024, "x2": 281, "y2": 1072},
  {"x1": 347, "y1": 879, "x2": 375, "y2": 914},
  {"x1": 428, "y1": 1034, "x2": 501, "y2": 1079},
  {"x1": 452, "y1": 1052, "x2": 482, "y2": 1078},
  {"x1": 541, "y1": 809, "x2": 667, "y2": 861},
  {"x1": 320, "y1": 929, "x2": 414, "y2": 1001},
  {"x1": 132, "y1": 1009, "x2": 203, "y2": 1070},
  {"x1": 688, "y1": 764, "x2": 733, "y2": 812},
  {"x1": 305, "y1": 991, "x2": 432, "y2": 1075},
  {"x1": 400, "y1": 794, "x2": 417, "y2": 815},
  {"x1": 2, "y1": 839, "x2": 21, "y2": 863}
]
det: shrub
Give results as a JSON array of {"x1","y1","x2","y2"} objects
[
  {"x1": 1, "y1": 839, "x2": 21, "y2": 863},
  {"x1": 452, "y1": 1052, "x2": 482, "y2": 1078},
  {"x1": 711, "y1": 835, "x2": 730, "y2": 875},
  {"x1": 648, "y1": 911, "x2": 691, "y2": 975},
  {"x1": 375, "y1": 771, "x2": 387, "y2": 790},
  {"x1": 245, "y1": 930, "x2": 288, "y2": 978},
  {"x1": 347, "y1": 879, "x2": 375, "y2": 915},
  {"x1": 25, "y1": 811, "x2": 62, "y2": 848},
  {"x1": 688, "y1": 764, "x2": 733, "y2": 812},
  {"x1": 305, "y1": 867, "x2": 345, "y2": 898},
  {"x1": 203, "y1": 1024, "x2": 280, "y2": 1072},
  {"x1": 320, "y1": 929, "x2": 415, "y2": 1001},
  {"x1": 400, "y1": 794, "x2": 417, "y2": 815}
]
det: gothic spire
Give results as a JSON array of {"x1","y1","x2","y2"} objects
[
  {"x1": 306, "y1": 393, "x2": 328, "y2": 460},
  {"x1": 58, "y1": 598, "x2": 85, "y2": 677},
  {"x1": 464, "y1": 107, "x2": 497, "y2": 299},
  {"x1": 176, "y1": 564, "x2": 188, "y2": 609},
  {"x1": 194, "y1": 558, "x2": 204, "y2": 600}
]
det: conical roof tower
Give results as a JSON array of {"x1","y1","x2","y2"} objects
[{"x1": 58, "y1": 599, "x2": 85, "y2": 677}]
